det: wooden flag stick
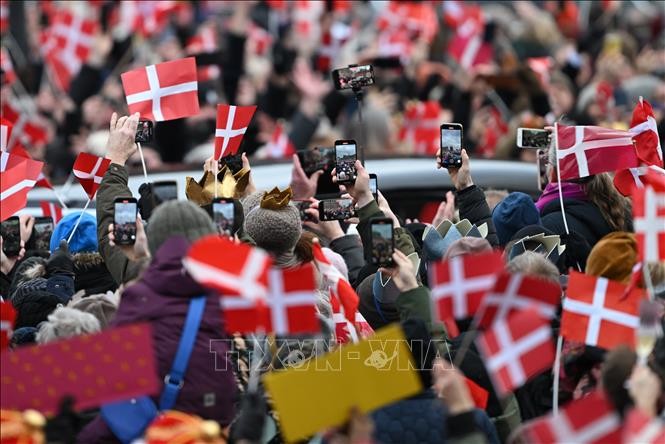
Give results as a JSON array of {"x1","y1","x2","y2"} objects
[
  {"x1": 552, "y1": 334, "x2": 564, "y2": 415},
  {"x1": 66, "y1": 198, "x2": 91, "y2": 244},
  {"x1": 136, "y1": 142, "x2": 148, "y2": 182}
]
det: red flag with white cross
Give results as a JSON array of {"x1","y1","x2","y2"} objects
[
  {"x1": 476, "y1": 309, "x2": 554, "y2": 395},
  {"x1": 72, "y1": 152, "x2": 111, "y2": 199},
  {"x1": 614, "y1": 165, "x2": 665, "y2": 197},
  {"x1": 121, "y1": 57, "x2": 199, "y2": 122},
  {"x1": 623, "y1": 408, "x2": 665, "y2": 444},
  {"x1": 0, "y1": 152, "x2": 43, "y2": 221},
  {"x1": 633, "y1": 169, "x2": 665, "y2": 263},
  {"x1": 312, "y1": 242, "x2": 359, "y2": 325},
  {"x1": 523, "y1": 391, "x2": 621, "y2": 443},
  {"x1": 41, "y1": 201, "x2": 63, "y2": 224},
  {"x1": 263, "y1": 123, "x2": 295, "y2": 159},
  {"x1": 399, "y1": 101, "x2": 442, "y2": 155},
  {"x1": 0, "y1": 117, "x2": 11, "y2": 151},
  {"x1": 561, "y1": 271, "x2": 645, "y2": 350},
  {"x1": 630, "y1": 98, "x2": 663, "y2": 167},
  {"x1": 214, "y1": 105, "x2": 257, "y2": 160}
]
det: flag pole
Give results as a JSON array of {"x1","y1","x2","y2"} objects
[
  {"x1": 214, "y1": 158, "x2": 219, "y2": 199},
  {"x1": 554, "y1": 123, "x2": 570, "y2": 235},
  {"x1": 642, "y1": 261, "x2": 656, "y2": 301},
  {"x1": 52, "y1": 188, "x2": 69, "y2": 210},
  {"x1": 66, "y1": 198, "x2": 91, "y2": 244},
  {"x1": 452, "y1": 304, "x2": 488, "y2": 368},
  {"x1": 136, "y1": 142, "x2": 149, "y2": 182},
  {"x1": 552, "y1": 334, "x2": 563, "y2": 415}
]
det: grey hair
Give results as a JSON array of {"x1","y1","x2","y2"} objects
[
  {"x1": 506, "y1": 251, "x2": 560, "y2": 285},
  {"x1": 36, "y1": 307, "x2": 101, "y2": 344}
]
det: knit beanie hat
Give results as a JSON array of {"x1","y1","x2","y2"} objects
[
  {"x1": 10, "y1": 326, "x2": 38, "y2": 347},
  {"x1": 70, "y1": 294, "x2": 118, "y2": 328},
  {"x1": 11, "y1": 285, "x2": 61, "y2": 329},
  {"x1": 50, "y1": 212, "x2": 98, "y2": 253},
  {"x1": 242, "y1": 188, "x2": 302, "y2": 255},
  {"x1": 586, "y1": 232, "x2": 637, "y2": 283},
  {"x1": 146, "y1": 200, "x2": 217, "y2": 255},
  {"x1": 492, "y1": 192, "x2": 541, "y2": 246},
  {"x1": 444, "y1": 237, "x2": 493, "y2": 259}
]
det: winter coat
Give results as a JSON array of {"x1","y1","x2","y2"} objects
[
  {"x1": 456, "y1": 185, "x2": 499, "y2": 247},
  {"x1": 371, "y1": 390, "x2": 498, "y2": 444},
  {"x1": 77, "y1": 236, "x2": 237, "y2": 443},
  {"x1": 328, "y1": 234, "x2": 364, "y2": 284},
  {"x1": 539, "y1": 198, "x2": 617, "y2": 248}
]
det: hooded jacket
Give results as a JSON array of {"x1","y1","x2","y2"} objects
[{"x1": 77, "y1": 236, "x2": 237, "y2": 443}]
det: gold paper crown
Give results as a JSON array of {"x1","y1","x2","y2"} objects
[
  {"x1": 185, "y1": 166, "x2": 251, "y2": 206},
  {"x1": 260, "y1": 187, "x2": 293, "y2": 210}
]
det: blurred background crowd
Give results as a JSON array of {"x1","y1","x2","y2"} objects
[{"x1": 1, "y1": 0, "x2": 664, "y2": 183}]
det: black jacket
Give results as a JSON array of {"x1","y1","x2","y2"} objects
[
  {"x1": 456, "y1": 185, "x2": 499, "y2": 247},
  {"x1": 540, "y1": 198, "x2": 617, "y2": 248}
]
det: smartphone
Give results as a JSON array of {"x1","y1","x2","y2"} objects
[
  {"x1": 135, "y1": 120, "x2": 153, "y2": 143},
  {"x1": 0, "y1": 216, "x2": 21, "y2": 257},
  {"x1": 114, "y1": 198, "x2": 138, "y2": 245},
  {"x1": 319, "y1": 198, "x2": 356, "y2": 221},
  {"x1": 440, "y1": 123, "x2": 463, "y2": 168},
  {"x1": 369, "y1": 173, "x2": 378, "y2": 201},
  {"x1": 537, "y1": 149, "x2": 549, "y2": 192},
  {"x1": 331, "y1": 64, "x2": 375, "y2": 90},
  {"x1": 334, "y1": 140, "x2": 357, "y2": 184},
  {"x1": 31, "y1": 217, "x2": 54, "y2": 252},
  {"x1": 370, "y1": 217, "x2": 394, "y2": 267},
  {"x1": 212, "y1": 198, "x2": 235, "y2": 236},
  {"x1": 297, "y1": 147, "x2": 337, "y2": 196},
  {"x1": 294, "y1": 200, "x2": 314, "y2": 222},
  {"x1": 152, "y1": 181, "x2": 178, "y2": 206},
  {"x1": 517, "y1": 128, "x2": 550, "y2": 149}
]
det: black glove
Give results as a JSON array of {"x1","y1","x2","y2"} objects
[
  {"x1": 46, "y1": 240, "x2": 74, "y2": 277},
  {"x1": 138, "y1": 182, "x2": 155, "y2": 221},
  {"x1": 230, "y1": 390, "x2": 267, "y2": 443}
]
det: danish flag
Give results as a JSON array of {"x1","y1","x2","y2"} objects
[
  {"x1": 40, "y1": 201, "x2": 63, "y2": 224},
  {"x1": 476, "y1": 272, "x2": 561, "y2": 328},
  {"x1": 0, "y1": 152, "x2": 43, "y2": 221},
  {"x1": 185, "y1": 24, "x2": 218, "y2": 55},
  {"x1": 1, "y1": 301, "x2": 16, "y2": 349},
  {"x1": 331, "y1": 292, "x2": 373, "y2": 344},
  {"x1": 523, "y1": 391, "x2": 621, "y2": 444},
  {"x1": 183, "y1": 236, "x2": 273, "y2": 299},
  {"x1": 561, "y1": 271, "x2": 644, "y2": 350},
  {"x1": 214, "y1": 105, "x2": 257, "y2": 160},
  {"x1": 72, "y1": 152, "x2": 111, "y2": 199},
  {"x1": 41, "y1": 10, "x2": 98, "y2": 91},
  {"x1": 0, "y1": 118, "x2": 11, "y2": 151},
  {"x1": 448, "y1": 20, "x2": 493, "y2": 70},
  {"x1": 428, "y1": 251, "x2": 503, "y2": 321},
  {"x1": 624, "y1": 408, "x2": 665, "y2": 444},
  {"x1": 630, "y1": 98, "x2": 662, "y2": 167},
  {"x1": 220, "y1": 264, "x2": 319, "y2": 335},
  {"x1": 247, "y1": 23, "x2": 273, "y2": 57},
  {"x1": 316, "y1": 22, "x2": 351, "y2": 72},
  {"x1": 116, "y1": 1, "x2": 179, "y2": 38},
  {"x1": 263, "y1": 123, "x2": 295, "y2": 159},
  {"x1": 614, "y1": 164, "x2": 665, "y2": 197},
  {"x1": 0, "y1": 46, "x2": 16, "y2": 85},
  {"x1": 376, "y1": 1, "x2": 438, "y2": 43},
  {"x1": 7, "y1": 144, "x2": 52, "y2": 189},
  {"x1": 555, "y1": 123, "x2": 639, "y2": 180},
  {"x1": 312, "y1": 242, "x2": 359, "y2": 324},
  {"x1": 399, "y1": 101, "x2": 442, "y2": 155},
  {"x1": 476, "y1": 309, "x2": 554, "y2": 395},
  {"x1": 121, "y1": 57, "x2": 200, "y2": 122},
  {"x1": 633, "y1": 173, "x2": 665, "y2": 263},
  {"x1": 1, "y1": 103, "x2": 49, "y2": 149}
]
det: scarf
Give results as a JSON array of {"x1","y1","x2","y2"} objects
[{"x1": 535, "y1": 182, "x2": 588, "y2": 212}]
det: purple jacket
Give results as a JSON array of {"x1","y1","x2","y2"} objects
[{"x1": 78, "y1": 237, "x2": 237, "y2": 443}]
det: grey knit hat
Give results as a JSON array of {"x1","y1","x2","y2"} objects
[
  {"x1": 242, "y1": 189, "x2": 302, "y2": 255},
  {"x1": 146, "y1": 200, "x2": 217, "y2": 254}
]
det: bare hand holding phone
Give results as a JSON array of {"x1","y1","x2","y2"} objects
[
  {"x1": 436, "y1": 149, "x2": 474, "y2": 191},
  {"x1": 378, "y1": 249, "x2": 419, "y2": 293}
]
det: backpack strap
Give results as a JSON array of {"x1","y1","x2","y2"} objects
[{"x1": 159, "y1": 296, "x2": 206, "y2": 411}]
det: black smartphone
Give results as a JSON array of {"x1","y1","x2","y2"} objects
[
  {"x1": 537, "y1": 149, "x2": 549, "y2": 192},
  {"x1": 212, "y1": 198, "x2": 235, "y2": 236},
  {"x1": 1, "y1": 216, "x2": 21, "y2": 257},
  {"x1": 114, "y1": 198, "x2": 138, "y2": 245},
  {"x1": 440, "y1": 123, "x2": 463, "y2": 168},
  {"x1": 135, "y1": 120, "x2": 154, "y2": 143},
  {"x1": 297, "y1": 147, "x2": 335, "y2": 176},
  {"x1": 331, "y1": 64, "x2": 375, "y2": 90},
  {"x1": 369, "y1": 173, "x2": 378, "y2": 201},
  {"x1": 294, "y1": 200, "x2": 314, "y2": 222},
  {"x1": 31, "y1": 217, "x2": 54, "y2": 252},
  {"x1": 370, "y1": 217, "x2": 394, "y2": 267},
  {"x1": 334, "y1": 140, "x2": 357, "y2": 184},
  {"x1": 517, "y1": 128, "x2": 550, "y2": 149},
  {"x1": 319, "y1": 198, "x2": 356, "y2": 221},
  {"x1": 152, "y1": 181, "x2": 178, "y2": 206}
]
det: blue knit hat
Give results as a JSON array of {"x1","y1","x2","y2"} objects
[
  {"x1": 49, "y1": 212, "x2": 98, "y2": 253},
  {"x1": 492, "y1": 192, "x2": 541, "y2": 247}
]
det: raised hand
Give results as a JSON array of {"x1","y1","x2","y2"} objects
[{"x1": 106, "y1": 112, "x2": 140, "y2": 166}]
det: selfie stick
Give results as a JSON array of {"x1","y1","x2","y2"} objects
[
  {"x1": 352, "y1": 86, "x2": 366, "y2": 166},
  {"x1": 66, "y1": 198, "x2": 91, "y2": 244},
  {"x1": 136, "y1": 142, "x2": 149, "y2": 182}
]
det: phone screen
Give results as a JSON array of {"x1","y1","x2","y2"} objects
[
  {"x1": 32, "y1": 217, "x2": 54, "y2": 252},
  {"x1": 440, "y1": 127, "x2": 462, "y2": 167},
  {"x1": 114, "y1": 200, "x2": 137, "y2": 245},
  {"x1": 294, "y1": 200, "x2": 314, "y2": 222},
  {"x1": 135, "y1": 120, "x2": 154, "y2": 143},
  {"x1": 369, "y1": 175, "x2": 378, "y2": 200},
  {"x1": 320, "y1": 198, "x2": 356, "y2": 221},
  {"x1": 335, "y1": 141, "x2": 357, "y2": 183},
  {"x1": 537, "y1": 149, "x2": 549, "y2": 191},
  {"x1": 333, "y1": 65, "x2": 375, "y2": 90},
  {"x1": 1, "y1": 217, "x2": 21, "y2": 256},
  {"x1": 519, "y1": 129, "x2": 550, "y2": 149},
  {"x1": 213, "y1": 201, "x2": 235, "y2": 236},
  {"x1": 153, "y1": 182, "x2": 178, "y2": 204},
  {"x1": 371, "y1": 221, "x2": 394, "y2": 266},
  {"x1": 298, "y1": 147, "x2": 335, "y2": 176}
]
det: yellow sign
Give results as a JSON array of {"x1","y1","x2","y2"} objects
[{"x1": 262, "y1": 324, "x2": 423, "y2": 443}]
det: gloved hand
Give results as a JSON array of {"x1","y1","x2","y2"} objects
[
  {"x1": 46, "y1": 240, "x2": 74, "y2": 277},
  {"x1": 230, "y1": 390, "x2": 267, "y2": 443}
]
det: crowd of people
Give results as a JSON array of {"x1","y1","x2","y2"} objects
[{"x1": 1, "y1": 1, "x2": 665, "y2": 443}]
